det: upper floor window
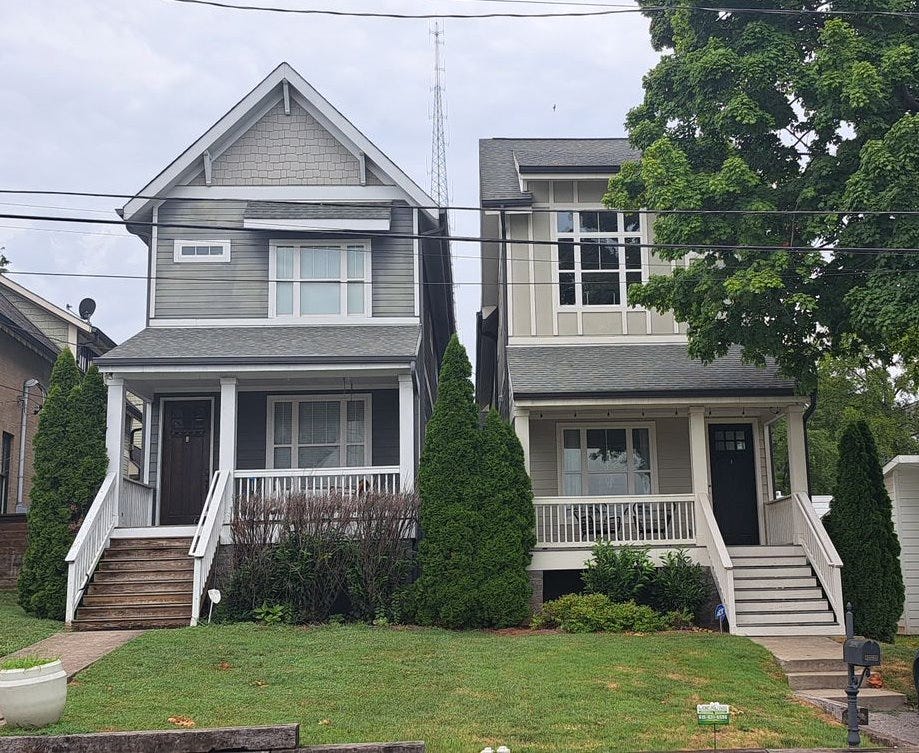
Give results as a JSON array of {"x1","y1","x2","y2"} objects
[
  {"x1": 556, "y1": 210, "x2": 645, "y2": 308},
  {"x1": 269, "y1": 241, "x2": 370, "y2": 318},
  {"x1": 174, "y1": 240, "x2": 231, "y2": 263}
]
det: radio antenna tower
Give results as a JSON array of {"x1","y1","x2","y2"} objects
[{"x1": 429, "y1": 21, "x2": 449, "y2": 210}]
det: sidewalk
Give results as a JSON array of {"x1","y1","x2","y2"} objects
[{"x1": 4, "y1": 629, "x2": 143, "y2": 678}]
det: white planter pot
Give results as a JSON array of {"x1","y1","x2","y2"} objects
[{"x1": 0, "y1": 660, "x2": 67, "y2": 727}]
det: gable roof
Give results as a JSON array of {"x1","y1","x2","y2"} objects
[
  {"x1": 0, "y1": 288, "x2": 59, "y2": 359},
  {"x1": 479, "y1": 138, "x2": 641, "y2": 206},
  {"x1": 121, "y1": 62, "x2": 437, "y2": 221},
  {"x1": 0, "y1": 274, "x2": 92, "y2": 333}
]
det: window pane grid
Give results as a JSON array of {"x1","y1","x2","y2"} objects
[
  {"x1": 273, "y1": 243, "x2": 368, "y2": 318},
  {"x1": 270, "y1": 398, "x2": 369, "y2": 470},
  {"x1": 563, "y1": 426, "x2": 653, "y2": 497}
]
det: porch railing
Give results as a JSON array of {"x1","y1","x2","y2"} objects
[
  {"x1": 234, "y1": 466, "x2": 401, "y2": 501},
  {"x1": 694, "y1": 491, "x2": 735, "y2": 631},
  {"x1": 765, "y1": 491, "x2": 843, "y2": 621},
  {"x1": 65, "y1": 472, "x2": 118, "y2": 624},
  {"x1": 534, "y1": 495, "x2": 696, "y2": 547},
  {"x1": 189, "y1": 470, "x2": 234, "y2": 626},
  {"x1": 119, "y1": 478, "x2": 154, "y2": 527}
]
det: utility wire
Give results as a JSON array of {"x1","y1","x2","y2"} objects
[
  {"x1": 2, "y1": 210, "x2": 918, "y2": 256},
  {"x1": 163, "y1": 0, "x2": 919, "y2": 20}
]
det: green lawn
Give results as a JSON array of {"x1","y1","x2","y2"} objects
[
  {"x1": 878, "y1": 636, "x2": 919, "y2": 705},
  {"x1": 0, "y1": 590, "x2": 61, "y2": 656},
  {"x1": 6, "y1": 623, "x2": 845, "y2": 752}
]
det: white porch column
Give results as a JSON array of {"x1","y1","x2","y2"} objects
[
  {"x1": 218, "y1": 377, "x2": 238, "y2": 472},
  {"x1": 398, "y1": 374, "x2": 414, "y2": 492},
  {"x1": 688, "y1": 407, "x2": 710, "y2": 497},
  {"x1": 786, "y1": 404, "x2": 808, "y2": 494},
  {"x1": 105, "y1": 376, "x2": 125, "y2": 495},
  {"x1": 513, "y1": 408, "x2": 531, "y2": 474}
]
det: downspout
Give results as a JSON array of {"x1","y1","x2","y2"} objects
[{"x1": 803, "y1": 388, "x2": 817, "y2": 496}]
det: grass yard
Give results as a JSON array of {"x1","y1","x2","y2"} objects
[
  {"x1": 4, "y1": 623, "x2": 845, "y2": 752},
  {"x1": 878, "y1": 636, "x2": 919, "y2": 706},
  {"x1": 0, "y1": 590, "x2": 61, "y2": 656}
]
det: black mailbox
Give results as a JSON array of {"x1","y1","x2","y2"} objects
[{"x1": 844, "y1": 637, "x2": 881, "y2": 667}]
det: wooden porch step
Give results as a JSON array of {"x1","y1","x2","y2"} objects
[
  {"x1": 736, "y1": 599, "x2": 829, "y2": 613},
  {"x1": 735, "y1": 587, "x2": 824, "y2": 601},
  {"x1": 106, "y1": 537, "x2": 192, "y2": 550},
  {"x1": 72, "y1": 616, "x2": 191, "y2": 631},
  {"x1": 96, "y1": 556, "x2": 193, "y2": 572},
  {"x1": 104, "y1": 546, "x2": 192, "y2": 560},
  {"x1": 76, "y1": 604, "x2": 192, "y2": 620},
  {"x1": 87, "y1": 579, "x2": 193, "y2": 595},
  {"x1": 727, "y1": 545, "x2": 802, "y2": 557},
  {"x1": 733, "y1": 565, "x2": 814, "y2": 579},
  {"x1": 82, "y1": 592, "x2": 192, "y2": 607},
  {"x1": 737, "y1": 610, "x2": 837, "y2": 626},
  {"x1": 729, "y1": 555, "x2": 808, "y2": 567},
  {"x1": 734, "y1": 575, "x2": 818, "y2": 589},
  {"x1": 91, "y1": 568, "x2": 193, "y2": 584}
]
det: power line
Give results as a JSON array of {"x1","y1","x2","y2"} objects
[
  {"x1": 2, "y1": 210, "x2": 919, "y2": 256},
  {"x1": 162, "y1": 0, "x2": 919, "y2": 19},
  {"x1": 3, "y1": 188, "x2": 919, "y2": 218}
]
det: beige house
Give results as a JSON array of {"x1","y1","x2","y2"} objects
[{"x1": 475, "y1": 138, "x2": 844, "y2": 637}]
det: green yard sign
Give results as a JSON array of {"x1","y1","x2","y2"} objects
[{"x1": 696, "y1": 702, "x2": 730, "y2": 726}]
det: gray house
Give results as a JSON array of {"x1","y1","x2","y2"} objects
[
  {"x1": 65, "y1": 63, "x2": 454, "y2": 629},
  {"x1": 476, "y1": 138, "x2": 844, "y2": 637}
]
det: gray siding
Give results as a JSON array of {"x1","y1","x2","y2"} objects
[{"x1": 372, "y1": 205, "x2": 415, "y2": 317}]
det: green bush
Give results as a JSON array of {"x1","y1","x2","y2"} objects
[
  {"x1": 650, "y1": 549, "x2": 711, "y2": 618},
  {"x1": 582, "y1": 544, "x2": 654, "y2": 602},
  {"x1": 532, "y1": 593, "x2": 679, "y2": 633}
]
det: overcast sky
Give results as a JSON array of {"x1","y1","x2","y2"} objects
[{"x1": 0, "y1": 0, "x2": 658, "y2": 356}]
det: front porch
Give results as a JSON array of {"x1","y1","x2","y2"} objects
[{"x1": 512, "y1": 397, "x2": 845, "y2": 636}]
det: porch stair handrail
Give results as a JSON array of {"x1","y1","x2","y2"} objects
[
  {"x1": 189, "y1": 469, "x2": 234, "y2": 626},
  {"x1": 65, "y1": 472, "x2": 118, "y2": 624},
  {"x1": 792, "y1": 491, "x2": 844, "y2": 622},
  {"x1": 694, "y1": 491, "x2": 736, "y2": 631}
]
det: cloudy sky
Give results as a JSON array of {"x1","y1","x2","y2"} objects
[{"x1": 0, "y1": 0, "x2": 659, "y2": 355}]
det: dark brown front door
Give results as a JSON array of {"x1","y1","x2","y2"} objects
[
  {"x1": 159, "y1": 400, "x2": 212, "y2": 525},
  {"x1": 708, "y1": 423, "x2": 759, "y2": 546}
]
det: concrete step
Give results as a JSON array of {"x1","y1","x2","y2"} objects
[
  {"x1": 87, "y1": 579, "x2": 193, "y2": 595},
  {"x1": 91, "y1": 568, "x2": 192, "y2": 584},
  {"x1": 96, "y1": 557, "x2": 192, "y2": 572},
  {"x1": 787, "y1": 671, "x2": 850, "y2": 690},
  {"x1": 82, "y1": 592, "x2": 192, "y2": 607},
  {"x1": 799, "y1": 688, "x2": 907, "y2": 712},
  {"x1": 728, "y1": 545, "x2": 803, "y2": 557},
  {"x1": 736, "y1": 587, "x2": 825, "y2": 601},
  {"x1": 736, "y1": 599, "x2": 829, "y2": 613},
  {"x1": 780, "y1": 658, "x2": 847, "y2": 673},
  {"x1": 72, "y1": 616, "x2": 191, "y2": 631},
  {"x1": 77, "y1": 603, "x2": 192, "y2": 620},
  {"x1": 737, "y1": 624, "x2": 845, "y2": 637},
  {"x1": 730, "y1": 556, "x2": 808, "y2": 567},
  {"x1": 737, "y1": 610, "x2": 836, "y2": 626},
  {"x1": 106, "y1": 537, "x2": 192, "y2": 550},
  {"x1": 734, "y1": 565, "x2": 814, "y2": 579}
]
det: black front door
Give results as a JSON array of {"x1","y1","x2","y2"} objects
[
  {"x1": 708, "y1": 423, "x2": 759, "y2": 545},
  {"x1": 159, "y1": 400, "x2": 212, "y2": 525}
]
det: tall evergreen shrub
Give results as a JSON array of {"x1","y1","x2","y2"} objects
[
  {"x1": 826, "y1": 420, "x2": 904, "y2": 642},
  {"x1": 411, "y1": 335, "x2": 483, "y2": 627},
  {"x1": 476, "y1": 409, "x2": 536, "y2": 627},
  {"x1": 18, "y1": 349, "x2": 83, "y2": 618},
  {"x1": 67, "y1": 365, "x2": 108, "y2": 521}
]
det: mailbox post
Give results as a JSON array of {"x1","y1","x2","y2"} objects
[{"x1": 843, "y1": 603, "x2": 881, "y2": 748}]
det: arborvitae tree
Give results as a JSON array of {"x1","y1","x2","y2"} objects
[
  {"x1": 826, "y1": 420, "x2": 904, "y2": 642},
  {"x1": 411, "y1": 335, "x2": 483, "y2": 627},
  {"x1": 18, "y1": 349, "x2": 82, "y2": 618},
  {"x1": 68, "y1": 365, "x2": 108, "y2": 521},
  {"x1": 475, "y1": 409, "x2": 536, "y2": 627}
]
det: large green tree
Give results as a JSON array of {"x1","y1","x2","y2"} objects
[
  {"x1": 606, "y1": 2, "x2": 919, "y2": 391},
  {"x1": 825, "y1": 420, "x2": 904, "y2": 642},
  {"x1": 773, "y1": 357, "x2": 919, "y2": 494}
]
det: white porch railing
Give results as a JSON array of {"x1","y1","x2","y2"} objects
[
  {"x1": 189, "y1": 470, "x2": 234, "y2": 626},
  {"x1": 765, "y1": 491, "x2": 844, "y2": 621},
  {"x1": 119, "y1": 478, "x2": 154, "y2": 527},
  {"x1": 234, "y1": 466, "x2": 401, "y2": 501},
  {"x1": 694, "y1": 491, "x2": 736, "y2": 632},
  {"x1": 534, "y1": 495, "x2": 696, "y2": 547},
  {"x1": 65, "y1": 472, "x2": 118, "y2": 624}
]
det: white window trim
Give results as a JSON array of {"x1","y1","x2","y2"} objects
[
  {"x1": 555, "y1": 422, "x2": 659, "y2": 497},
  {"x1": 268, "y1": 239, "x2": 372, "y2": 320},
  {"x1": 266, "y1": 394, "x2": 373, "y2": 469},
  {"x1": 552, "y1": 209, "x2": 648, "y2": 312},
  {"x1": 173, "y1": 239, "x2": 231, "y2": 263}
]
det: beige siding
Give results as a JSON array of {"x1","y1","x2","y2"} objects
[
  {"x1": 888, "y1": 464, "x2": 919, "y2": 633},
  {"x1": 656, "y1": 418, "x2": 691, "y2": 494},
  {"x1": 532, "y1": 212, "x2": 554, "y2": 335},
  {"x1": 509, "y1": 214, "x2": 532, "y2": 336}
]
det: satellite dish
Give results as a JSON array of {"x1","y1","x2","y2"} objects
[{"x1": 78, "y1": 298, "x2": 96, "y2": 320}]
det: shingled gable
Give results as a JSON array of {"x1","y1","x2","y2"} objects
[{"x1": 120, "y1": 62, "x2": 437, "y2": 222}]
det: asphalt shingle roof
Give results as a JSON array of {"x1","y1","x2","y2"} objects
[
  {"x1": 244, "y1": 202, "x2": 392, "y2": 220},
  {"x1": 507, "y1": 343, "x2": 796, "y2": 398},
  {"x1": 479, "y1": 138, "x2": 641, "y2": 204},
  {"x1": 0, "y1": 289, "x2": 58, "y2": 358},
  {"x1": 96, "y1": 325, "x2": 420, "y2": 366}
]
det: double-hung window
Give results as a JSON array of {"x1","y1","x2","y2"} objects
[
  {"x1": 561, "y1": 426, "x2": 654, "y2": 496},
  {"x1": 270, "y1": 241, "x2": 370, "y2": 318},
  {"x1": 268, "y1": 396, "x2": 370, "y2": 469},
  {"x1": 556, "y1": 210, "x2": 644, "y2": 308}
]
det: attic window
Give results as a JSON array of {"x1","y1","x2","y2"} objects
[{"x1": 174, "y1": 240, "x2": 231, "y2": 263}]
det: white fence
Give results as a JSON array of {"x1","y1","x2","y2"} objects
[
  {"x1": 534, "y1": 495, "x2": 696, "y2": 547},
  {"x1": 234, "y1": 467, "x2": 401, "y2": 501}
]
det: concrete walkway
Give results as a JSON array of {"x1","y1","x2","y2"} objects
[{"x1": 5, "y1": 630, "x2": 144, "y2": 678}]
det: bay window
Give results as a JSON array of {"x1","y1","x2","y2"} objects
[
  {"x1": 561, "y1": 426, "x2": 654, "y2": 496},
  {"x1": 556, "y1": 210, "x2": 645, "y2": 308},
  {"x1": 270, "y1": 241, "x2": 370, "y2": 318},
  {"x1": 268, "y1": 396, "x2": 371, "y2": 469}
]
